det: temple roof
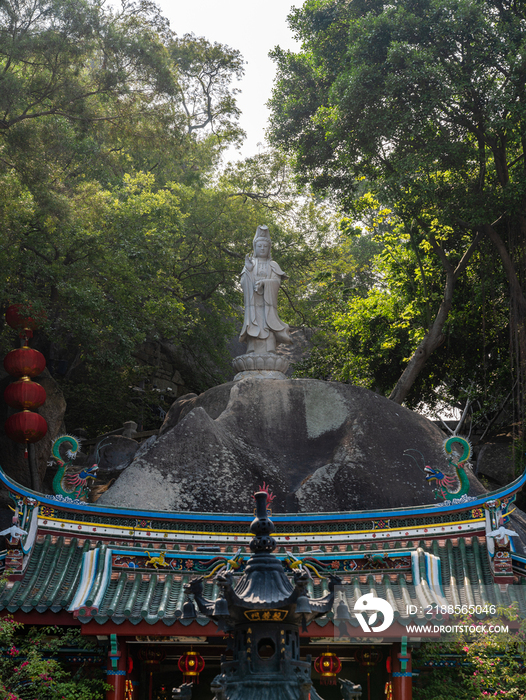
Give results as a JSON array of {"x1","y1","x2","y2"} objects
[
  {"x1": 1, "y1": 465, "x2": 526, "y2": 635},
  {"x1": 2, "y1": 534, "x2": 525, "y2": 630},
  {"x1": 2, "y1": 466, "x2": 526, "y2": 528}
]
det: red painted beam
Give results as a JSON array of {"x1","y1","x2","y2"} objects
[
  {"x1": 80, "y1": 620, "x2": 219, "y2": 636},
  {"x1": 3, "y1": 612, "x2": 440, "y2": 643},
  {"x1": 4, "y1": 610, "x2": 81, "y2": 626}
]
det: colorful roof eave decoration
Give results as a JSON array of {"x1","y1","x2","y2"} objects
[
  {"x1": 1, "y1": 464, "x2": 525, "y2": 524},
  {"x1": 2, "y1": 533, "x2": 526, "y2": 631},
  {"x1": 1, "y1": 465, "x2": 526, "y2": 633}
]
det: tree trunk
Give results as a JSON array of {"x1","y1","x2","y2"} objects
[
  {"x1": 484, "y1": 223, "x2": 526, "y2": 361},
  {"x1": 389, "y1": 279, "x2": 453, "y2": 405},
  {"x1": 484, "y1": 223, "x2": 526, "y2": 433},
  {"x1": 389, "y1": 230, "x2": 481, "y2": 405}
]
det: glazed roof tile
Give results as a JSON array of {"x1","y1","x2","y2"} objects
[
  {"x1": 1, "y1": 465, "x2": 525, "y2": 631},
  {"x1": 2, "y1": 536, "x2": 524, "y2": 627}
]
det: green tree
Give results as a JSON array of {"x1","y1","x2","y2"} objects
[
  {"x1": 297, "y1": 228, "x2": 513, "y2": 426},
  {"x1": 0, "y1": 1, "x2": 243, "y2": 430},
  {"x1": 269, "y1": 0, "x2": 526, "y2": 421}
]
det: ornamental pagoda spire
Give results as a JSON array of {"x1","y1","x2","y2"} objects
[{"x1": 182, "y1": 490, "x2": 362, "y2": 700}]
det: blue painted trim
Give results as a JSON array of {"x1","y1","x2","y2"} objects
[
  {"x1": 106, "y1": 670, "x2": 126, "y2": 676},
  {"x1": 1, "y1": 464, "x2": 524, "y2": 524},
  {"x1": 112, "y1": 548, "x2": 414, "y2": 560},
  {"x1": 392, "y1": 672, "x2": 413, "y2": 677}
]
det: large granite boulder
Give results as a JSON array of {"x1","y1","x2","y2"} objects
[
  {"x1": 476, "y1": 442, "x2": 515, "y2": 487},
  {"x1": 98, "y1": 379, "x2": 486, "y2": 513}
]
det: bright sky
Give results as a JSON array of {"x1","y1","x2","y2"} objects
[{"x1": 157, "y1": 1, "x2": 300, "y2": 160}]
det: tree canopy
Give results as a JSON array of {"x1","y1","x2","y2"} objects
[
  {"x1": 0, "y1": 0, "x2": 339, "y2": 435},
  {"x1": 269, "y1": 0, "x2": 526, "y2": 436}
]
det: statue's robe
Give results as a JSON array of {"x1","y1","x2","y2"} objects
[{"x1": 239, "y1": 258, "x2": 292, "y2": 346}]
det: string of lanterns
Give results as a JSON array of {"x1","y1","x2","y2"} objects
[{"x1": 3, "y1": 304, "x2": 47, "y2": 458}]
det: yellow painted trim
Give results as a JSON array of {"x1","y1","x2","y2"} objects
[{"x1": 40, "y1": 515, "x2": 486, "y2": 538}]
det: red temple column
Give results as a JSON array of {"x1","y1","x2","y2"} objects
[
  {"x1": 391, "y1": 639, "x2": 412, "y2": 700},
  {"x1": 106, "y1": 634, "x2": 127, "y2": 700}
]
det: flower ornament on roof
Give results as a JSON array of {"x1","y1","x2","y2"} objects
[{"x1": 256, "y1": 482, "x2": 275, "y2": 505}]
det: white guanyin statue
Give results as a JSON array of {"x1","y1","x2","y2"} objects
[{"x1": 233, "y1": 225, "x2": 292, "y2": 380}]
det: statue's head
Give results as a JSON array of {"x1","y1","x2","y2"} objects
[{"x1": 253, "y1": 225, "x2": 271, "y2": 259}]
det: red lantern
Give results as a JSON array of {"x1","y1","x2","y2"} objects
[
  {"x1": 178, "y1": 650, "x2": 205, "y2": 684},
  {"x1": 5, "y1": 411, "x2": 47, "y2": 444},
  {"x1": 6, "y1": 304, "x2": 46, "y2": 340},
  {"x1": 314, "y1": 652, "x2": 342, "y2": 684},
  {"x1": 4, "y1": 379, "x2": 46, "y2": 411},
  {"x1": 355, "y1": 648, "x2": 382, "y2": 667},
  {"x1": 4, "y1": 347, "x2": 46, "y2": 378}
]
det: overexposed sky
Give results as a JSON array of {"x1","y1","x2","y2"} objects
[{"x1": 157, "y1": 1, "x2": 300, "y2": 159}]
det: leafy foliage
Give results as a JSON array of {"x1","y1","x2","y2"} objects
[
  {"x1": 414, "y1": 606, "x2": 526, "y2": 700},
  {"x1": 0, "y1": 617, "x2": 108, "y2": 700},
  {"x1": 270, "y1": 0, "x2": 526, "y2": 424},
  {"x1": 0, "y1": 1, "x2": 341, "y2": 436}
]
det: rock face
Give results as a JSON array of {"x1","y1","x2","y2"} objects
[
  {"x1": 98, "y1": 379, "x2": 487, "y2": 513},
  {"x1": 476, "y1": 442, "x2": 515, "y2": 486},
  {"x1": 85, "y1": 435, "x2": 140, "y2": 472}
]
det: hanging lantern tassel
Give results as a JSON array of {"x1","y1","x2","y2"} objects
[
  {"x1": 138, "y1": 648, "x2": 165, "y2": 700},
  {"x1": 314, "y1": 652, "x2": 342, "y2": 685},
  {"x1": 355, "y1": 648, "x2": 382, "y2": 700},
  {"x1": 178, "y1": 651, "x2": 205, "y2": 684}
]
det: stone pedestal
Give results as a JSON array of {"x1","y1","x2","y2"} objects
[{"x1": 232, "y1": 352, "x2": 289, "y2": 381}]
